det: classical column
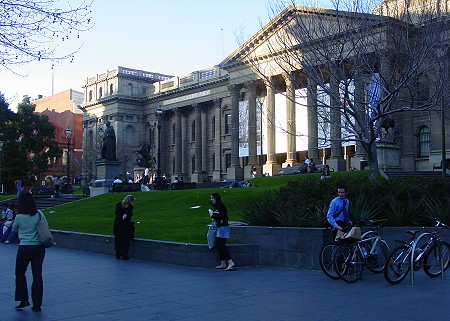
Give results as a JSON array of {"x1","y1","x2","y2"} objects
[
  {"x1": 330, "y1": 75, "x2": 342, "y2": 158},
  {"x1": 227, "y1": 84, "x2": 244, "y2": 180},
  {"x1": 174, "y1": 108, "x2": 183, "y2": 177},
  {"x1": 283, "y1": 73, "x2": 297, "y2": 166},
  {"x1": 213, "y1": 98, "x2": 222, "y2": 181},
  {"x1": 245, "y1": 81, "x2": 258, "y2": 179},
  {"x1": 307, "y1": 77, "x2": 319, "y2": 161},
  {"x1": 351, "y1": 73, "x2": 369, "y2": 169},
  {"x1": 262, "y1": 79, "x2": 280, "y2": 176},
  {"x1": 191, "y1": 103, "x2": 202, "y2": 182},
  {"x1": 201, "y1": 108, "x2": 208, "y2": 174},
  {"x1": 327, "y1": 73, "x2": 346, "y2": 171},
  {"x1": 181, "y1": 113, "x2": 187, "y2": 177}
]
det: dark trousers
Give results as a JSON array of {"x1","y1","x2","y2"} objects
[
  {"x1": 216, "y1": 237, "x2": 231, "y2": 261},
  {"x1": 114, "y1": 227, "x2": 131, "y2": 258},
  {"x1": 15, "y1": 245, "x2": 46, "y2": 307}
]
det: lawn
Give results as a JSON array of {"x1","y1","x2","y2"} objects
[
  {"x1": 40, "y1": 175, "x2": 300, "y2": 244},
  {"x1": 3, "y1": 171, "x2": 367, "y2": 244}
]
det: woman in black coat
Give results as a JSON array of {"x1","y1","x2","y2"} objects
[{"x1": 113, "y1": 195, "x2": 135, "y2": 260}]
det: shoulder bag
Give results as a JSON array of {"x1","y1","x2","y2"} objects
[{"x1": 36, "y1": 210, "x2": 55, "y2": 248}]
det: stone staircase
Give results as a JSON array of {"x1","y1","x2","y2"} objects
[
  {"x1": 1, "y1": 195, "x2": 84, "y2": 210},
  {"x1": 384, "y1": 170, "x2": 446, "y2": 179}
]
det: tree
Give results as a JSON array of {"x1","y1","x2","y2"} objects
[
  {"x1": 0, "y1": 0, "x2": 93, "y2": 70},
  {"x1": 244, "y1": 0, "x2": 450, "y2": 180},
  {"x1": 0, "y1": 94, "x2": 61, "y2": 192}
]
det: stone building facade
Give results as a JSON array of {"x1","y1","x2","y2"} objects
[{"x1": 80, "y1": 2, "x2": 450, "y2": 184}]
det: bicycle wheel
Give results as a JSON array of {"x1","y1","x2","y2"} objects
[
  {"x1": 366, "y1": 240, "x2": 390, "y2": 273},
  {"x1": 423, "y1": 241, "x2": 450, "y2": 278},
  {"x1": 334, "y1": 244, "x2": 364, "y2": 283},
  {"x1": 319, "y1": 243, "x2": 340, "y2": 280},
  {"x1": 384, "y1": 245, "x2": 411, "y2": 285}
]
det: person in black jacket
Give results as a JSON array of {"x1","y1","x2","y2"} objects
[
  {"x1": 113, "y1": 195, "x2": 135, "y2": 260},
  {"x1": 208, "y1": 192, "x2": 235, "y2": 271}
]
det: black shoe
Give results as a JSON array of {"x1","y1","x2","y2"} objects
[
  {"x1": 32, "y1": 306, "x2": 41, "y2": 312},
  {"x1": 15, "y1": 300, "x2": 30, "y2": 310}
]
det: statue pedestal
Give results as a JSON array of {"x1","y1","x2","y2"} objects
[
  {"x1": 90, "y1": 160, "x2": 121, "y2": 196},
  {"x1": 377, "y1": 142, "x2": 401, "y2": 170}
]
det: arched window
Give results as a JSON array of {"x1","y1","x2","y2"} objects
[
  {"x1": 418, "y1": 126, "x2": 431, "y2": 157},
  {"x1": 128, "y1": 83, "x2": 133, "y2": 96},
  {"x1": 192, "y1": 155, "x2": 195, "y2": 173},
  {"x1": 172, "y1": 124, "x2": 176, "y2": 144},
  {"x1": 99, "y1": 87, "x2": 103, "y2": 99},
  {"x1": 88, "y1": 90, "x2": 93, "y2": 102},
  {"x1": 225, "y1": 114, "x2": 231, "y2": 134},
  {"x1": 191, "y1": 120, "x2": 195, "y2": 141},
  {"x1": 124, "y1": 125, "x2": 135, "y2": 145},
  {"x1": 109, "y1": 84, "x2": 114, "y2": 95}
]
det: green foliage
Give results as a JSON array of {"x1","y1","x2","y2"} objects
[
  {"x1": 422, "y1": 196, "x2": 450, "y2": 225},
  {"x1": 0, "y1": 94, "x2": 61, "y2": 193},
  {"x1": 238, "y1": 190, "x2": 279, "y2": 226}
]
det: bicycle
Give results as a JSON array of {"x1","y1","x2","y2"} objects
[
  {"x1": 332, "y1": 220, "x2": 390, "y2": 283},
  {"x1": 384, "y1": 218, "x2": 450, "y2": 285}
]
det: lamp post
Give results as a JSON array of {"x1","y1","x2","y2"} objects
[
  {"x1": 65, "y1": 126, "x2": 72, "y2": 184},
  {"x1": 0, "y1": 141, "x2": 4, "y2": 194}
]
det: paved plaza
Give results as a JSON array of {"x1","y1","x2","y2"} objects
[{"x1": 0, "y1": 243, "x2": 449, "y2": 321}]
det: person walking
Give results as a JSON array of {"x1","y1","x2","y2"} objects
[
  {"x1": 327, "y1": 185, "x2": 352, "y2": 239},
  {"x1": 12, "y1": 192, "x2": 46, "y2": 312},
  {"x1": 113, "y1": 195, "x2": 135, "y2": 260},
  {"x1": 208, "y1": 192, "x2": 235, "y2": 271}
]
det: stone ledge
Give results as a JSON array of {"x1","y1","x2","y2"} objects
[{"x1": 51, "y1": 230, "x2": 260, "y2": 267}]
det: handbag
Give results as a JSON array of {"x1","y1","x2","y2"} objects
[
  {"x1": 35, "y1": 210, "x2": 55, "y2": 248},
  {"x1": 335, "y1": 227, "x2": 361, "y2": 242},
  {"x1": 207, "y1": 220, "x2": 217, "y2": 249}
]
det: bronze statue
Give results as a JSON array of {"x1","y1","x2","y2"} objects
[
  {"x1": 101, "y1": 121, "x2": 117, "y2": 160},
  {"x1": 134, "y1": 141, "x2": 153, "y2": 168}
]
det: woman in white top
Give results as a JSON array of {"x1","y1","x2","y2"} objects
[{"x1": 12, "y1": 192, "x2": 47, "y2": 312}]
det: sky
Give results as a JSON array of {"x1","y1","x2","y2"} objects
[{"x1": 0, "y1": 0, "x2": 331, "y2": 110}]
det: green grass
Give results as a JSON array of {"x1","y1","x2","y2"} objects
[
  {"x1": 39, "y1": 176, "x2": 295, "y2": 244},
  {"x1": 5, "y1": 171, "x2": 371, "y2": 244}
]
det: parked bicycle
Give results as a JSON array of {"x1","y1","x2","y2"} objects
[
  {"x1": 319, "y1": 220, "x2": 389, "y2": 281},
  {"x1": 332, "y1": 220, "x2": 390, "y2": 283},
  {"x1": 384, "y1": 218, "x2": 450, "y2": 285}
]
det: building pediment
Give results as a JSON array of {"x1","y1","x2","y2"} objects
[{"x1": 220, "y1": 5, "x2": 388, "y2": 74}]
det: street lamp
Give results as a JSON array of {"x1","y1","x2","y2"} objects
[
  {"x1": 65, "y1": 126, "x2": 72, "y2": 184},
  {"x1": 0, "y1": 141, "x2": 4, "y2": 194},
  {"x1": 155, "y1": 106, "x2": 165, "y2": 176}
]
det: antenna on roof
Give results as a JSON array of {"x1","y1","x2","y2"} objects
[{"x1": 221, "y1": 28, "x2": 224, "y2": 58}]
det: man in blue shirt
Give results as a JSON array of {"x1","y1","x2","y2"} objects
[{"x1": 327, "y1": 186, "x2": 351, "y2": 238}]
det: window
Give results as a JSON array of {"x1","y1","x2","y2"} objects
[
  {"x1": 225, "y1": 153, "x2": 231, "y2": 169},
  {"x1": 191, "y1": 120, "x2": 195, "y2": 141},
  {"x1": 211, "y1": 116, "x2": 215, "y2": 139},
  {"x1": 99, "y1": 87, "x2": 103, "y2": 99},
  {"x1": 124, "y1": 125, "x2": 134, "y2": 145},
  {"x1": 191, "y1": 155, "x2": 195, "y2": 173},
  {"x1": 88, "y1": 90, "x2": 93, "y2": 102},
  {"x1": 418, "y1": 126, "x2": 431, "y2": 157},
  {"x1": 225, "y1": 114, "x2": 231, "y2": 134},
  {"x1": 128, "y1": 83, "x2": 133, "y2": 95},
  {"x1": 109, "y1": 84, "x2": 114, "y2": 95},
  {"x1": 212, "y1": 153, "x2": 215, "y2": 171},
  {"x1": 172, "y1": 124, "x2": 176, "y2": 144},
  {"x1": 172, "y1": 157, "x2": 175, "y2": 175}
]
